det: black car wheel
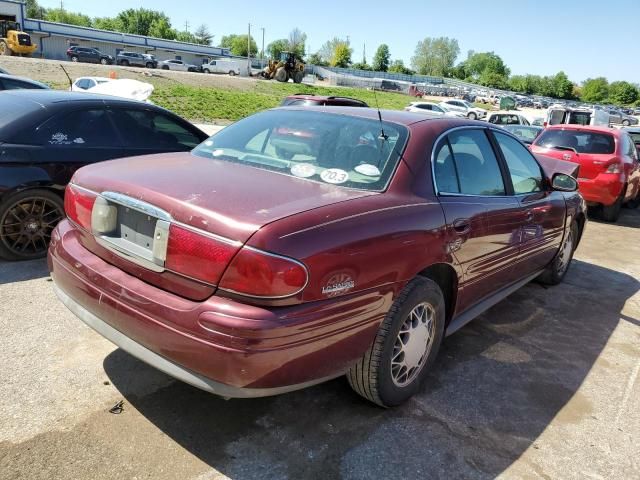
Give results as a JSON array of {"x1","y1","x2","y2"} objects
[
  {"x1": 228, "y1": 70, "x2": 236, "y2": 76},
  {"x1": 348, "y1": 277, "x2": 445, "y2": 407},
  {"x1": 100, "y1": 58, "x2": 108, "y2": 65},
  {"x1": 601, "y1": 190, "x2": 624, "y2": 222},
  {"x1": 70, "y1": 55, "x2": 79, "y2": 62},
  {"x1": 120, "y1": 59, "x2": 129, "y2": 66},
  {"x1": 622, "y1": 119, "x2": 631, "y2": 126},
  {"x1": 162, "y1": 65, "x2": 169, "y2": 70},
  {"x1": 146, "y1": 62, "x2": 154, "y2": 69},
  {"x1": 538, "y1": 221, "x2": 578, "y2": 285},
  {"x1": 0, "y1": 190, "x2": 64, "y2": 261}
]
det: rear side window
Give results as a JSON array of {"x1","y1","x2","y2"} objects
[
  {"x1": 110, "y1": 109, "x2": 203, "y2": 149},
  {"x1": 535, "y1": 129, "x2": 615, "y2": 154},
  {"x1": 494, "y1": 132, "x2": 543, "y2": 194},
  {"x1": 0, "y1": 78, "x2": 45, "y2": 90},
  {"x1": 36, "y1": 109, "x2": 119, "y2": 147},
  {"x1": 437, "y1": 129, "x2": 505, "y2": 196}
]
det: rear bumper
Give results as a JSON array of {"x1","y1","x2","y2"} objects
[
  {"x1": 49, "y1": 220, "x2": 392, "y2": 396},
  {"x1": 577, "y1": 174, "x2": 624, "y2": 206}
]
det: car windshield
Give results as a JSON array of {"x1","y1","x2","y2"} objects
[
  {"x1": 502, "y1": 125, "x2": 541, "y2": 142},
  {"x1": 535, "y1": 129, "x2": 615, "y2": 154},
  {"x1": 191, "y1": 110, "x2": 409, "y2": 191}
]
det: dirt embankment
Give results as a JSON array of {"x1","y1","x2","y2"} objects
[{"x1": 0, "y1": 55, "x2": 258, "y2": 90}]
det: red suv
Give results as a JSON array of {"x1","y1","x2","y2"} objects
[
  {"x1": 50, "y1": 109, "x2": 586, "y2": 407},
  {"x1": 531, "y1": 125, "x2": 640, "y2": 221}
]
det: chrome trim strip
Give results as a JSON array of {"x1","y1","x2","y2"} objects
[
  {"x1": 101, "y1": 191, "x2": 172, "y2": 221},
  {"x1": 52, "y1": 281, "x2": 343, "y2": 398}
]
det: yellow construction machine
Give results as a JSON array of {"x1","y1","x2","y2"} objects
[
  {"x1": 0, "y1": 21, "x2": 37, "y2": 57},
  {"x1": 261, "y1": 51, "x2": 304, "y2": 83}
]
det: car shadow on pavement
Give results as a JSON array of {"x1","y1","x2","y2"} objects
[
  {"x1": 103, "y1": 259, "x2": 638, "y2": 480},
  {"x1": 589, "y1": 207, "x2": 640, "y2": 229},
  {"x1": 0, "y1": 258, "x2": 49, "y2": 285}
]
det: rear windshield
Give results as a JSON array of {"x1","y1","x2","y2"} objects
[
  {"x1": 191, "y1": 110, "x2": 409, "y2": 191},
  {"x1": 628, "y1": 132, "x2": 640, "y2": 144},
  {"x1": 0, "y1": 94, "x2": 42, "y2": 131},
  {"x1": 502, "y1": 125, "x2": 541, "y2": 142},
  {"x1": 535, "y1": 129, "x2": 615, "y2": 154}
]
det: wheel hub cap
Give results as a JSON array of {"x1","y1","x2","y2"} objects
[{"x1": 391, "y1": 302, "x2": 436, "y2": 387}]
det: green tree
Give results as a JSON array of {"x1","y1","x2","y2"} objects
[
  {"x1": 193, "y1": 24, "x2": 213, "y2": 46},
  {"x1": 115, "y1": 8, "x2": 171, "y2": 37},
  {"x1": 287, "y1": 28, "x2": 306, "y2": 59},
  {"x1": 221, "y1": 34, "x2": 258, "y2": 57},
  {"x1": 26, "y1": 0, "x2": 46, "y2": 19},
  {"x1": 352, "y1": 62, "x2": 371, "y2": 70},
  {"x1": 45, "y1": 8, "x2": 92, "y2": 27},
  {"x1": 93, "y1": 17, "x2": 122, "y2": 32},
  {"x1": 388, "y1": 59, "x2": 413, "y2": 75},
  {"x1": 175, "y1": 31, "x2": 197, "y2": 44},
  {"x1": 148, "y1": 18, "x2": 176, "y2": 40},
  {"x1": 479, "y1": 71, "x2": 508, "y2": 89},
  {"x1": 267, "y1": 39, "x2": 289, "y2": 60},
  {"x1": 581, "y1": 77, "x2": 609, "y2": 103},
  {"x1": 307, "y1": 52, "x2": 327, "y2": 66},
  {"x1": 319, "y1": 37, "x2": 349, "y2": 65},
  {"x1": 411, "y1": 37, "x2": 459, "y2": 76},
  {"x1": 464, "y1": 51, "x2": 510, "y2": 79},
  {"x1": 550, "y1": 71, "x2": 574, "y2": 99},
  {"x1": 372, "y1": 44, "x2": 390, "y2": 72},
  {"x1": 331, "y1": 42, "x2": 352, "y2": 67},
  {"x1": 608, "y1": 81, "x2": 639, "y2": 105}
]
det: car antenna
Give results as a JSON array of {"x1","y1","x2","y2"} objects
[
  {"x1": 373, "y1": 88, "x2": 388, "y2": 140},
  {"x1": 59, "y1": 64, "x2": 72, "y2": 89}
]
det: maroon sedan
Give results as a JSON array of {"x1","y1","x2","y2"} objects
[{"x1": 49, "y1": 108, "x2": 587, "y2": 407}]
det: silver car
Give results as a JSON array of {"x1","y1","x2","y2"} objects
[{"x1": 160, "y1": 59, "x2": 199, "y2": 72}]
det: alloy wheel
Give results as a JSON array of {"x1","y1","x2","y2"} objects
[
  {"x1": 557, "y1": 229, "x2": 574, "y2": 275},
  {"x1": 391, "y1": 302, "x2": 436, "y2": 387},
  {"x1": 0, "y1": 196, "x2": 64, "y2": 257}
]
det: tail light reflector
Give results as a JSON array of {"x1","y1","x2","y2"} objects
[
  {"x1": 605, "y1": 162, "x2": 622, "y2": 174},
  {"x1": 64, "y1": 184, "x2": 96, "y2": 231},
  {"x1": 219, "y1": 247, "x2": 308, "y2": 298},
  {"x1": 165, "y1": 224, "x2": 239, "y2": 285}
]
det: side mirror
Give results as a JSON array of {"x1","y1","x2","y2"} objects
[{"x1": 551, "y1": 173, "x2": 578, "y2": 192}]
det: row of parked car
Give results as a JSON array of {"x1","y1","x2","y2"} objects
[{"x1": 65, "y1": 46, "x2": 242, "y2": 75}]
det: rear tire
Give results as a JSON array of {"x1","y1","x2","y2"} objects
[
  {"x1": 293, "y1": 71, "x2": 304, "y2": 84},
  {"x1": 0, "y1": 40, "x2": 10, "y2": 56},
  {"x1": 120, "y1": 59, "x2": 129, "y2": 66},
  {"x1": 347, "y1": 277, "x2": 445, "y2": 407},
  {"x1": 162, "y1": 65, "x2": 169, "y2": 70},
  {"x1": 228, "y1": 70, "x2": 236, "y2": 76},
  {"x1": 601, "y1": 191, "x2": 624, "y2": 222},
  {"x1": 146, "y1": 62, "x2": 154, "y2": 69},
  {"x1": 71, "y1": 55, "x2": 78, "y2": 62},
  {"x1": 538, "y1": 221, "x2": 578, "y2": 285}
]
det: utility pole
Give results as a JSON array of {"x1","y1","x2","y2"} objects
[
  {"x1": 261, "y1": 27, "x2": 265, "y2": 69},
  {"x1": 247, "y1": 23, "x2": 251, "y2": 76},
  {"x1": 184, "y1": 21, "x2": 189, "y2": 34}
]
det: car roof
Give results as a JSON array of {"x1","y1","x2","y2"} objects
[
  {"x1": 545, "y1": 124, "x2": 620, "y2": 136},
  {"x1": 277, "y1": 105, "x2": 455, "y2": 126},
  {"x1": 75, "y1": 76, "x2": 111, "y2": 82},
  {"x1": 0, "y1": 89, "x2": 155, "y2": 107},
  {"x1": 0, "y1": 73, "x2": 49, "y2": 89},
  {"x1": 285, "y1": 94, "x2": 366, "y2": 103}
]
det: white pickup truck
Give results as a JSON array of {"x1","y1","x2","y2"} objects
[{"x1": 546, "y1": 106, "x2": 610, "y2": 127}]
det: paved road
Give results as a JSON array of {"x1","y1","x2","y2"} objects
[{"x1": 0, "y1": 210, "x2": 639, "y2": 480}]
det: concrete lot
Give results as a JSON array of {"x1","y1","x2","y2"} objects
[{"x1": 0, "y1": 210, "x2": 639, "y2": 480}]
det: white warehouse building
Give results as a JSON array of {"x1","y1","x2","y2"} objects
[{"x1": 0, "y1": 0, "x2": 231, "y2": 66}]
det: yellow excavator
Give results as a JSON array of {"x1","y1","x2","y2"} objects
[
  {"x1": 261, "y1": 51, "x2": 304, "y2": 83},
  {"x1": 0, "y1": 21, "x2": 37, "y2": 57}
]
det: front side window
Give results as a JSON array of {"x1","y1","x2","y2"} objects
[
  {"x1": 494, "y1": 132, "x2": 543, "y2": 194},
  {"x1": 36, "y1": 109, "x2": 118, "y2": 147},
  {"x1": 192, "y1": 110, "x2": 409, "y2": 191}
]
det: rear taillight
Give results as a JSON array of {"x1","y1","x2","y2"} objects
[
  {"x1": 64, "y1": 184, "x2": 96, "y2": 230},
  {"x1": 165, "y1": 224, "x2": 239, "y2": 285},
  {"x1": 606, "y1": 163, "x2": 622, "y2": 174},
  {"x1": 219, "y1": 247, "x2": 308, "y2": 298}
]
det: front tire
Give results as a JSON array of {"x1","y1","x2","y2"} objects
[
  {"x1": 162, "y1": 65, "x2": 169, "y2": 70},
  {"x1": 120, "y1": 59, "x2": 129, "y2": 66},
  {"x1": 274, "y1": 67, "x2": 288, "y2": 82},
  {"x1": 467, "y1": 111, "x2": 477, "y2": 120},
  {"x1": 228, "y1": 70, "x2": 236, "y2": 76},
  {"x1": 348, "y1": 277, "x2": 445, "y2": 407},
  {"x1": 70, "y1": 55, "x2": 79, "y2": 62},
  {"x1": 100, "y1": 58, "x2": 108, "y2": 65},
  {"x1": 0, "y1": 189, "x2": 65, "y2": 261},
  {"x1": 146, "y1": 62, "x2": 154, "y2": 69},
  {"x1": 538, "y1": 221, "x2": 578, "y2": 285},
  {"x1": 622, "y1": 119, "x2": 631, "y2": 126}
]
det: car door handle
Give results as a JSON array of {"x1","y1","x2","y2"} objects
[{"x1": 452, "y1": 218, "x2": 471, "y2": 234}]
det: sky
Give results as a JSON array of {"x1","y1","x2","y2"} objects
[{"x1": 40, "y1": 0, "x2": 640, "y2": 83}]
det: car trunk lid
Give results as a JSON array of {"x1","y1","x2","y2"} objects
[{"x1": 69, "y1": 152, "x2": 372, "y2": 299}]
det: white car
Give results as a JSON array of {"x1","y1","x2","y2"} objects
[
  {"x1": 485, "y1": 111, "x2": 531, "y2": 126},
  {"x1": 159, "y1": 59, "x2": 199, "y2": 72},
  {"x1": 404, "y1": 102, "x2": 465, "y2": 118},
  {"x1": 439, "y1": 99, "x2": 487, "y2": 120},
  {"x1": 70, "y1": 76, "x2": 111, "y2": 92}
]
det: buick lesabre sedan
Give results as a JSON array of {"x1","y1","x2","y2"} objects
[{"x1": 49, "y1": 108, "x2": 586, "y2": 407}]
